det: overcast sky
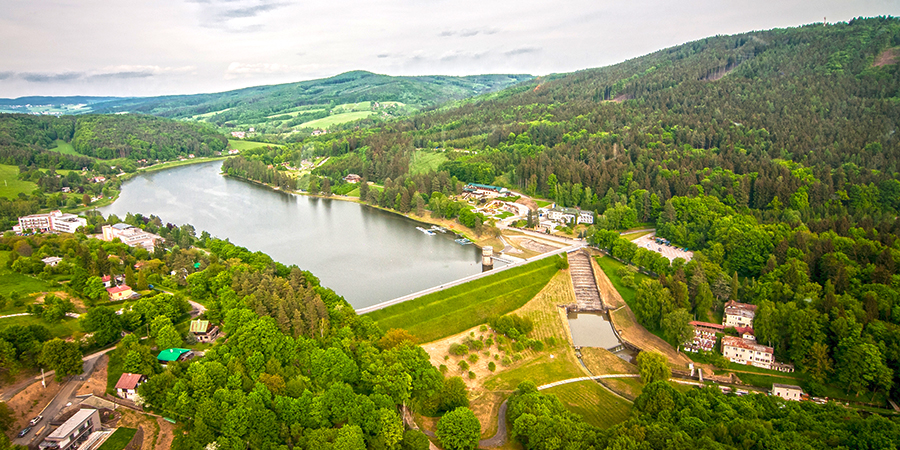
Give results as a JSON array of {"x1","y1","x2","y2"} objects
[{"x1": 1, "y1": 0, "x2": 897, "y2": 98}]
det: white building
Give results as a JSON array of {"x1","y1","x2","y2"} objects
[
  {"x1": 722, "y1": 335, "x2": 773, "y2": 369},
  {"x1": 101, "y1": 223, "x2": 162, "y2": 251},
  {"x1": 115, "y1": 373, "x2": 146, "y2": 401},
  {"x1": 40, "y1": 408, "x2": 100, "y2": 450},
  {"x1": 41, "y1": 256, "x2": 63, "y2": 267},
  {"x1": 772, "y1": 384, "x2": 803, "y2": 401},
  {"x1": 545, "y1": 206, "x2": 593, "y2": 225},
  {"x1": 723, "y1": 300, "x2": 757, "y2": 328},
  {"x1": 14, "y1": 210, "x2": 87, "y2": 234}
]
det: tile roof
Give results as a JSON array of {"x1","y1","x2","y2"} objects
[{"x1": 115, "y1": 372, "x2": 144, "y2": 390}]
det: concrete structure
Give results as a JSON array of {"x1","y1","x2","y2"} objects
[
  {"x1": 723, "y1": 300, "x2": 757, "y2": 328},
  {"x1": 39, "y1": 408, "x2": 100, "y2": 450},
  {"x1": 14, "y1": 210, "x2": 87, "y2": 234},
  {"x1": 114, "y1": 373, "x2": 146, "y2": 401},
  {"x1": 482, "y1": 246, "x2": 493, "y2": 268},
  {"x1": 41, "y1": 256, "x2": 63, "y2": 267},
  {"x1": 772, "y1": 383, "x2": 803, "y2": 401},
  {"x1": 722, "y1": 335, "x2": 773, "y2": 369},
  {"x1": 101, "y1": 223, "x2": 162, "y2": 251},
  {"x1": 157, "y1": 348, "x2": 192, "y2": 367},
  {"x1": 189, "y1": 320, "x2": 219, "y2": 343},
  {"x1": 106, "y1": 285, "x2": 134, "y2": 301}
]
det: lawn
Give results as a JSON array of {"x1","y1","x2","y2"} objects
[
  {"x1": 542, "y1": 381, "x2": 632, "y2": 428},
  {"x1": 484, "y1": 352, "x2": 585, "y2": 391},
  {"x1": 47, "y1": 140, "x2": 83, "y2": 157},
  {"x1": 409, "y1": 150, "x2": 448, "y2": 175},
  {"x1": 0, "y1": 315, "x2": 81, "y2": 339},
  {"x1": 368, "y1": 257, "x2": 561, "y2": 342},
  {"x1": 534, "y1": 200, "x2": 552, "y2": 208},
  {"x1": 191, "y1": 108, "x2": 232, "y2": 119},
  {"x1": 0, "y1": 251, "x2": 59, "y2": 302},
  {"x1": 592, "y1": 256, "x2": 651, "y2": 308},
  {"x1": 0, "y1": 164, "x2": 38, "y2": 198},
  {"x1": 300, "y1": 111, "x2": 375, "y2": 129},
  {"x1": 266, "y1": 108, "x2": 325, "y2": 118},
  {"x1": 227, "y1": 139, "x2": 282, "y2": 151},
  {"x1": 621, "y1": 230, "x2": 654, "y2": 241},
  {"x1": 96, "y1": 427, "x2": 137, "y2": 450}
]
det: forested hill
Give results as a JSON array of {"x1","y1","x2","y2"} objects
[
  {"x1": 86, "y1": 71, "x2": 533, "y2": 124},
  {"x1": 0, "y1": 113, "x2": 227, "y2": 168}
]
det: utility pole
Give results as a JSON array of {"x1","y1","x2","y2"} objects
[{"x1": 41, "y1": 368, "x2": 45, "y2": 388}]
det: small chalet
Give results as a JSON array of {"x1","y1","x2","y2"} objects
[
  {"x1": 190, "y1": 319, "x2": 220, "y2": 343},
  {"x1": 106, "y1": 284, "x2": 134, "y2": 301},
  {"x1": 115, "y1": 372, "x2": 146, "y2": 401},
  {"x1": 41, "y1": 256, "x2": 63, "y2": 267},
  {"x1": 772, "y1": 383, "x2": 803, "y2": 401},
  {"x1": 734, "y1": 326, "x2": 756, "y2": 340},
  {"x1": 157, "y1": 348, "x2": 193, "y2": 367},
  {"x1": 723, "y1": 299, "x2": 757, "y2": 328},
  {"x1": 343, "y1": 174, "x2": 362, "y2": 183},
  {"x1": 101, "y1": 275, "x2": 113, "y2": 287}
]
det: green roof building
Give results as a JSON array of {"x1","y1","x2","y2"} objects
[{"x1": 157, "y1": 348, "x2": 192, "y2": 364}]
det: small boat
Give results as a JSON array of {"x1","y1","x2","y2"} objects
[
  {"x1": 455, "y1": 238, "x2": 472, "y2": 245},
  {"x1": 416, "y1": 226, "x2": 436, "y2": 235},
  {"x1": 430, "y1": 226, "x2": 447, "y2": 233}
]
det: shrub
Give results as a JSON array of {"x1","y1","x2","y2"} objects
[
  {"x1": 544, "y1": 337, "x2": 557, "y2": 348},
  {"x1": 468, "y1": 371, "x2": 476, "y2": 379},
  {"x1": 512, "y1": 353, "x2": 523, "y2": 361},
  {"x1": 501, "y1": 356, "x2": 512, "y2": 366},
  {"x1": 439, "y1": 364, "x2": 448, "y2": 374},
  {"x1": 479, "y1": 325, "x2": 488, "y2": 332},
  {"x1": 484, "y1": 338, "x2": 494, "y2": 348},
  {"x1": 529, "y1": 340, "x2": 544, "y2": 352},
  {"x1": 449, "y1": 343, "x2": 469, "y2": 356},
  {"x1": 489, "y1": 314, "x2": 534, "y2": 339},
  {"x1": 467, "y1": 354, "x2": 479, "y2": 364},
  {"x1": 488, "y1": 361, "x2": 496, "y2": 372},
  {"x1": 466, "y1": 338, "x2": 484, "y2": 351},
  {"x1": 458, "y1": 360, "x2": 469, "y2": 371},
  {"x1": 512, "y1": 341, "x2": 525, "y2": 352}
]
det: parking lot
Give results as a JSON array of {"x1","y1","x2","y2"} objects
[{"x1": 631, "y1": 234, "x2": 694, "y2": 262}]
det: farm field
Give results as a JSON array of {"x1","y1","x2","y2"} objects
[
  {"x1": 300, "y1": 111, "x2": 375, "y2": 129},
  {"x1": 227, "y1": 139, "x2": 282, "y2": 151},
  {"x1": 368, "y1": 256, "x2": 560, "y2": 343},
  {"x1": 0, "y1": 164, "x2": 38, "y2": 198}
]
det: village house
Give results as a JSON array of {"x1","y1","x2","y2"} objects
[
  {"x1": 772, "y1": 383, "x2": 804, "y2": 401},
  {"x1": 101, "y1": 223, "x2": 162, "y2": 251},
  {"x1": 157, "y1": 348, "x2": 193, "y2": 368},
  {"x1": 106, "y1": 285, "x2": 134, "y2": 301},
  {"x1": 723, "y1": 299, "x2": 757, "y2": 328},
  {"x1": 190, "y1": 319, "x2": 220, "y2": 343},
  {"x1": 722, "y1": 335, "x2": 773, "y2": 369},
  {"x1": 41, "y1": 256, "x2": 63, "y2": 267},
  {"x1": 343, "y1": 174, "x2": 362, "y2": 183},
  {"x1": 114, "y1": 372, "x2": 146, "y2": 401},
  {"x1": 14, "y1": 210, "x2": 87, "y2": 234},
  {"x1": 40, "y1": 408, "x2": 100, "y2": 450},
  {"x1": 231, "y1": 131, "x2": 246, "y2": 139}
]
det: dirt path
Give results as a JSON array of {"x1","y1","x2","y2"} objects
[
  {"x1": 76, "y1": 354, "x2": 108, "y2": 396},
  {"x1": 590, "y1": 255, "x2": 625, "y2": 309},
  {"x1": 4, "y1": 378, "x2": 64, "y2": 436}
]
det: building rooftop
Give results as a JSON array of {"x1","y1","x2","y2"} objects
[
  {"x1": 115, "y1": 373, "x2": 144, "y2": 390},
  {"x1": 773, "y1": 383, "x2": 803, "y2": 390},
  {"x1": 189, "y1": 320, "x2": 210, "y2": 333},
  {"x1": 690, "y1": 321, "x2": 724, "y2": 330},
  {"x1": 106, "y1": 285, "x2": 132, "y2": 294},
  {"x1": 157, "y1": 348, "x2": 191, "y2": 362},
  {"x1": 111, "y1": 223, "x2": 132, "y2": 230},
  {"x1": 47, "y1": 409, "x2": 97, "y2": 440},
  {"x1": 722, "y1": 335, "x2": 772, "y2": 354}
]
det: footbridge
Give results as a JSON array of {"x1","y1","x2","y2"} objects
[{"x1": 355, "y1": 242, "x2": 586, "y2": 314}]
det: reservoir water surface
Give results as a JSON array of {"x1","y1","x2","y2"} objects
[{"x1": 99, "y1": 161, "x2": 493, "y2": 309}]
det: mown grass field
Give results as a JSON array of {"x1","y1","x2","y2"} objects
[
  {"x1": 368, "y1": 257, "x2": 560, "y2": 342},
  {"x1": 300, "y1": 111, "x2": 375, "y2": 129},
  {"x1": 47, "y1": 139, "x2": 83, "y2": 157},
  {"x1": 0, "y1": 315, "x2": 81, "y2": 338},
  {"x1": 593, "y1": 256, "x2": 650, "y2": 308},
  {"x1": 228, "y1": 139, "x2": 283, "y2": 151},
  {"x1": 543, "y1": 381, "x2": 632, "y2": 428},
  {"x1": 266, "y1": 108, "x2": 325, "y2": 118},
  {"x1": 96, "y1": 427, "x2": 137, "y2": 450},
  {"x1": 0, "y1": 164, "x2": 37, "y2": 198},
  {"x1": 409, "y1": 150, "x2": 448, "y2": 175}
]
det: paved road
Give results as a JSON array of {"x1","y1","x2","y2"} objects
[
  {"x1": 11, "y1": 351, "x2": 108, "y2": 447},
  {"x1": 478, "y1": 400, "x2": 509, "y2": 448},
  {"x1": 537, "y1": 373, "x2": 642, "y2": 390},
  {"x1": 0, "y1": 347, "x2": 116, "y2": 402}
]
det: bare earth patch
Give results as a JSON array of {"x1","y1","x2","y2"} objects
[
  {"x1": 5, "y1": 377, "x2": 64, "y2": 436},
  {"x1": 76, "y1": 354, "x2": 108, "y2": 397},
  {"x1": 874, "y1": 47, "x2": 900, "y2": 67}
]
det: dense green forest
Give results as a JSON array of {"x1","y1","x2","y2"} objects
[{"x1": 87, "y1": 71, "x2": 533, "y2": 126}]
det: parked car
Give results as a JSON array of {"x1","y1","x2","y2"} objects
[
  {"x1": 17, "y1": 426, "x2": 32, "y2": 438},
  {"x1": 28, "y1": 415, "x2": 42, "y2": 426}
]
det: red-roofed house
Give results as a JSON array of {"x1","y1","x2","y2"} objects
[
  {"x1": 722, "y1": 335, "x2": 773, "y2": 369},
  {"x1": 107, "y1": 285, "x2": 134, "y2": 301},
  {"x1": 115, "y1": 372, "x2": 146, "y2": 400},
  {"x1": 734, "y1": 326, "x2": 756, "y2": 340},
  {"x1": 723, "y1": 300, "x2": 757, "y2": 328}
]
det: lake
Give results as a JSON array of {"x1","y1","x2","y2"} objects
[{"x1": 99, "y1": 161, "x2": 497, "y2": 309}]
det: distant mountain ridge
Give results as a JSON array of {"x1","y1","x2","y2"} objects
[{"x1": 0, "y1": 96, "x2": 122, "y2": 106}]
